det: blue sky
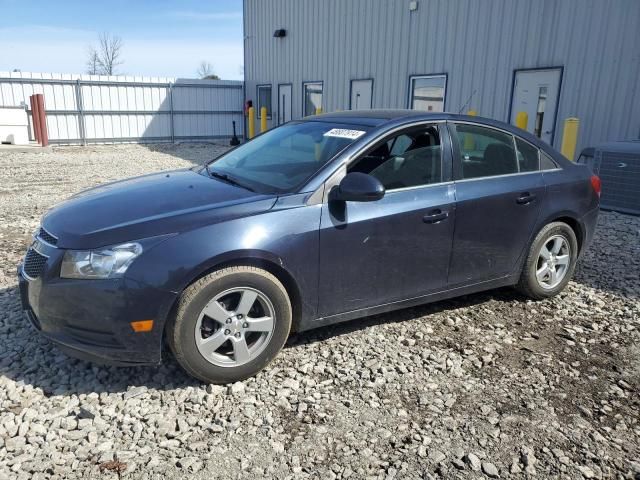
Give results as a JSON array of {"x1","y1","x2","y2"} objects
[{"x1": 0, "y1": 0, "x2": 244, "y2": 79}]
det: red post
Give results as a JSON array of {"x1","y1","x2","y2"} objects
[
  {"x1": 30, "y1": 95, "x2": 41, "y2": 144},
  {"x1": 35, "y1": 94, "x2": 48, "y2": 147}
]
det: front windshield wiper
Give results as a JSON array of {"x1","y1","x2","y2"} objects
[{"x1": 206, "y1": 167, "x2": 255, "y2": 192}]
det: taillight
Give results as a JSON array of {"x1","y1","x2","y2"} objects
[{"x1": 590, "y1": 175, "x2": 601, "y2": 197}]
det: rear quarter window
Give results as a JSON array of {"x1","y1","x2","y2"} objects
[
  {"x1": 514, "y1": 137, "x2": 539, "y2": 172},
  {"x1": 541, "y1": 151, "x2": 559, "y2": 170}
]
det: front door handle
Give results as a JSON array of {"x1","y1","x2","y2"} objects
[
  {"x1": 516, "y1": 192, "x2": 537, "y2": 205},
  {"x1": 423, "y1": 209, "x2": 449, "y2": 224}
]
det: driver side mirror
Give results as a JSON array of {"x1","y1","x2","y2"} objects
[{"x1": 329, "y1": 172, "x2": 385, "y2": 202}]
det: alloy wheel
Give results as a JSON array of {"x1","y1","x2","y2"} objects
[
  {"x1": 194, "y1": 287, "x2": 276, "y2": 367},
  {"x1": 535, "y1": 235, "x2": 571, "y2": 290}
]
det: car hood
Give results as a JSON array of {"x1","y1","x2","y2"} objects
[{"x1": 43, "y1": 169, "x2": 277, "y2": 249}]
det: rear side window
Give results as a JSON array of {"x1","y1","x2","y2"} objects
[
  {"x1": 453, "y1": 124, "x2": 518, "y2": 179},
  {"x1": 515, "y1": 137, "x2": 539, "y2": 172},
  {"x1": 349, "y1": 125, "x2": 442, "y2": 190}
]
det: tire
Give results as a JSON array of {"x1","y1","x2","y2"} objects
[
  {"x1": 168, "y1": 266, "x2": 292, "y2": 384},
  {"x1": 516, "y1": 221, "x2": 579, "y2": 300}
]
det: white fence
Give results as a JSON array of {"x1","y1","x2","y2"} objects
[{"x1": 0, "y1": 72, "x2": 244, "y2": 144}]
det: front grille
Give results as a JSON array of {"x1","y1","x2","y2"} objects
[
  {"x1": 23, "y1": 248, "x2": 48, "y2": 279},
  {"x1": 38, "y1": 227, "x2": 58, "y2": 246}
]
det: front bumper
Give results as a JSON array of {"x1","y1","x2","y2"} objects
[{"x1": 17, "y1": 263, "x2": 178, "y2": 366}]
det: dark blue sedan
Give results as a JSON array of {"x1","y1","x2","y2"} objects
[{"x1": 18, "y1": 111, "x2": 600, "y2": 383}]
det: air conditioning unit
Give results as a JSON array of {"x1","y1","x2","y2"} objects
[
  {"x1": 0, "y1": 107, "x2": 29, "y2": 145},
  {"x1": 578, "y1": 141, "x2": 640, "y2": 215}
]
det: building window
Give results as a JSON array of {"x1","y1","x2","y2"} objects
[
  {"x1": 408, "y1": 75, "x2": 447, "y2": 112},
  {"x1": 303, "y1": 82, "x2": 323, "y2": 116},
  {"x1": 257, "y1": 85, "x2": 272, "y2": 119},
  {"x1": 533, "y1": 86, "x2": 547, "y2": 138}
]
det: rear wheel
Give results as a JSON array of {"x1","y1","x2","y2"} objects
[
  {"x1": 516, "y1": 222, "x2": 578, "y2": 299},
  {"x1": 168, "y1": 266, "x2": 292, "y2": 384}
]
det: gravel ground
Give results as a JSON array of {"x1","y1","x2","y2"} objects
[{"x1": 0, "y1": 144, "x2": 639, "y2": 480}]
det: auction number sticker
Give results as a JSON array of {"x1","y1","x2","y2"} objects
[{"x1": 323, "y1": 128, "x2": 366, "y2": 140}]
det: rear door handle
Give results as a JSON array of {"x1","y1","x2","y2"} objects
[
  {"x1": 423, "y1": 209, "x2": 449, "y2": 224},
  {"x1": 516, "y1": 192, "x2": 537, "y2": 205}
]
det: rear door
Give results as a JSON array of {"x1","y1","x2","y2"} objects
[
  {"x1": 447, "y1": 122, "x2": 546, "y2": 286},
  {"x1": 317, "y1": 122, "x2": 455, "y2": 317}
]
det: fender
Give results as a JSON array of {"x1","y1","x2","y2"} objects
[
  {"x1": 125, "y1": 199, "x2": 322, "y2": 328},
  {"x1": 174, "y1": 248, "x2": 291, "y2": 292}
]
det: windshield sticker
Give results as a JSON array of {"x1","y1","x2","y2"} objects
[{"x1": 323, "y1": 128, "x2": 366, "y2": 140}]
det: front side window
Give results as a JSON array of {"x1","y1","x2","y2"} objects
[
  {"x1": 409, "y1": 75, "x2": 446, "y2": 112},
  {"x1": 453, "y1": 123, "x2": 518, "y2": 179},
  {"x1": 207, "y1": 121, "x2": 369, "y2": 193},
  {"x1": 349, "y1": 125, "x2": 442, "y2": 190},
  {"x1": 257, "y1": 85, "x2": 272, "y2": 119},
  {"x1": 303, "y1": 82, "x2": 323, "y2": 116}
]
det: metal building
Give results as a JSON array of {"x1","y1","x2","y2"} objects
[{"x1": 243, "y1": 0, "x2": 640, "y2": 158}]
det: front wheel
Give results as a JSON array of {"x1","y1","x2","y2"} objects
[
  {"x1": 168, "y1": 266, "x2": 292, "y2": 384},
  {"x1": 516, "y1": 222, "x2": 579, "y2": 299}
]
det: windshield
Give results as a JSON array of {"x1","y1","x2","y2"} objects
[{"x1": 203, "y1": 121, "x2": 370, "y2": 193}]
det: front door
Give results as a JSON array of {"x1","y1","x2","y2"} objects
[
  {"x1": 350, "y1": 79, "x2": 373, "y2": 110},
  {"x1": 510, "y1": 68, "x2": 562, "y2": 145},
  {"x1": 318, "y1": 123, "x2": 455, "y2": 318},
  {"x1": 448, "y1": 122, "x2": 545, "y2": 286},
  {"x1": 278, "y1": 84, "x2": 292, "y2": 124}
]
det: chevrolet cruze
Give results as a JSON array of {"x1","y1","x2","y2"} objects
[{"x1": 18, "y1": 111, "x2": 600, "y2": 383}]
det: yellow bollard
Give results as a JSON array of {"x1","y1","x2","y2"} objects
[
  {"x1": 463, "y1": 111, "x2": 477, "y2": 150},
  {"x1": 463, "y1": 132, "x2": 475, "y2": 151},
  {"x1": 248, "y1": 107, "x2": 255, "y2": 139},
  {"x1": 561, "y1": 117, "x2": 579, "y2": 161},
  {"x1": 315, "y1": 107, "x2": 322, "y2": 115},
  {"x1": 515, "y1": 111, "x2": 528, "y2": 130},
  {"x1": 260, "y1": 107, "x2": 267, "y2": 133}
]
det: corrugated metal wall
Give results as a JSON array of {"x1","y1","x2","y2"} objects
[
  {"x1": 244, "y1": 0, "x2": 640, "y2": 155},
  {"x1": 0, "y1": 72, "x2": 244, "y2": 144}
]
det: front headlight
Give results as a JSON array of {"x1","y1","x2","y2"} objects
[{"x1": 60, "y1": 242, "x2": 143, "y2": 279}]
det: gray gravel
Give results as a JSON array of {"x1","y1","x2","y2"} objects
[{"x1": 0, "y1": 143, "x2": 639, "y2": 479}]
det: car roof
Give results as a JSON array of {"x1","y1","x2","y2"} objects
[
  {"x1": 305, "y1": 109, "x2": 527, "y2": 134},
  {"x1": 304, "y1": 109, "x2": 431, "y2": 126},
  {"x1": 304, "y1": 109, "x2": 561, "y2": 158}
]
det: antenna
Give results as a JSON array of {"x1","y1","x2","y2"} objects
[{"x1": 458, "y1": 89, "x2": 477, "y2": 114}]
